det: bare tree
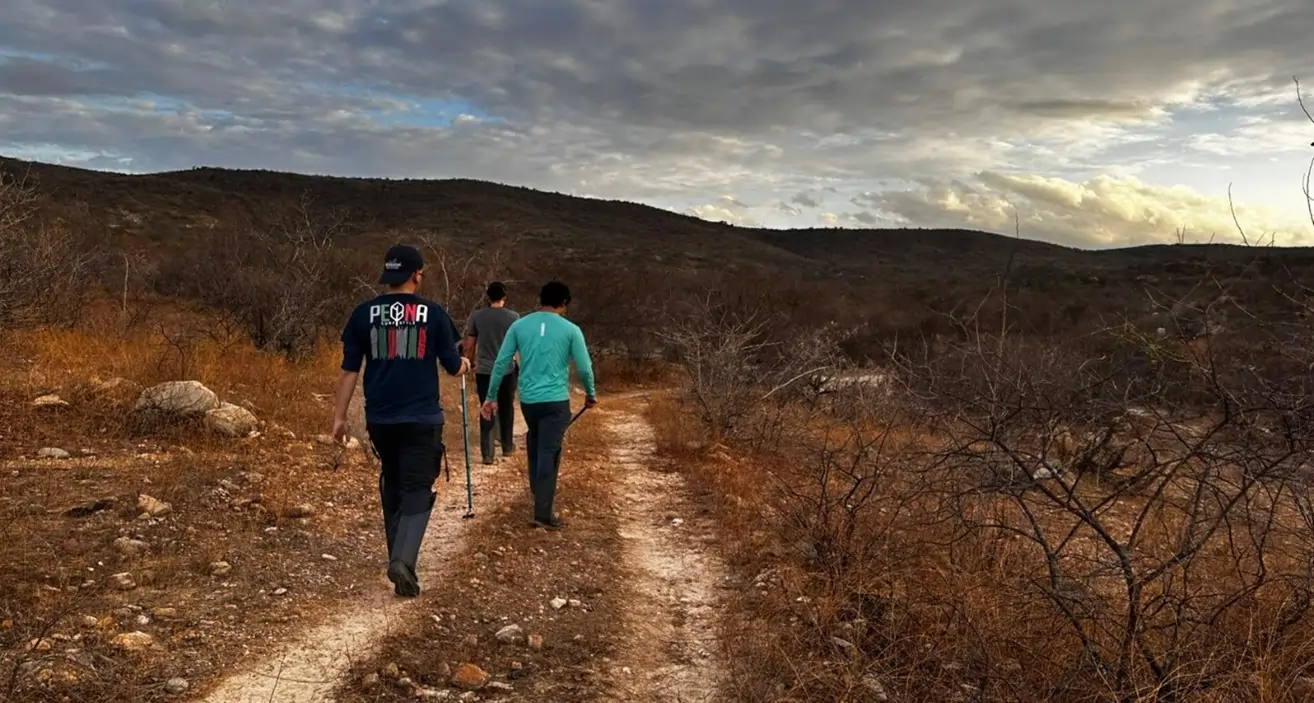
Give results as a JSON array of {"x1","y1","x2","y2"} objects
[{"x1": 413, "y1": 226, "x2": 522, "y2": 327}]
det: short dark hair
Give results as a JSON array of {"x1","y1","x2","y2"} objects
[
  {"x1": 486, "y1": 281, "x2": 507, "y2": 302},
  {"x1": 539, "y1": 281, "x2": 571, "y2": 308}
]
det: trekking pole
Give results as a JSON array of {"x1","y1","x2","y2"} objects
[{"x1": 459, "y1": 374, "x2": 475, "y2": 519}]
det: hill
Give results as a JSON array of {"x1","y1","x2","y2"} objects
[
  {"x1": 9, "y1": 155, "x2": 1313, "y2": 280},
  {"x1": 4, "y1": 154, "x2": 1314, "y2": 359}
]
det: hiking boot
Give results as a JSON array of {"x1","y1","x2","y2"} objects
[
  {"x1": 387, "y1": 498, "x2": 433, "y2": 597},
  {"x1": 532, "y1": 515, "x2": 563, "y2": 530},
  {"x1": 387, "y1": 560, "x2": 419, "y2": 597},
  {"x1": 482, "y1": 457, "x2": 496, "y2": 465}
]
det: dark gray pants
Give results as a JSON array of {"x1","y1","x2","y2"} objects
[
  {"x1": 366, "y1": 422, "x2": 441, "y2": 559},
  {"x1": 476, "y1": 370, "x2": 517, "y2": 462},
  {"x1": 521, "y1": 400, "x2": 572, "y2": 522}
]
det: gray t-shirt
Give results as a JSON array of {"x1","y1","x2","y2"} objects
[{"x1": 464, "y1": 305, "x2": 521, "y2": 374}]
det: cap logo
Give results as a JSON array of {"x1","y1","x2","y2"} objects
[{"x1": 384, "y1": 259, "x2": 402, "y2": 270}]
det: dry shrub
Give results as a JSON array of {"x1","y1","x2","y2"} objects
[
  {"x1": 654, "y1": 281, "x2": 1314, "y2": 702},
  {"x1": 0, "y1": 174, "x2": 97, "y2": 331},
  {"x1": 150, "y1": 194, "x2": 359, "y2": 358}
]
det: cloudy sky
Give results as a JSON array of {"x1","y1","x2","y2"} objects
[{"x1": 3, "y1": 0, "x2": 1314, "y2": 248}]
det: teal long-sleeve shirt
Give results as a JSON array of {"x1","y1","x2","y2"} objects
[{"x1": 486, "y1": 311, "x2": 596, "y2": 404}]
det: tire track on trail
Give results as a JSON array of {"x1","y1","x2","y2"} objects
[
  {"x1": 600, "y1": 402, "x2": 728, "y2": 703},
  {"x1": 198, "y1": 382, "x2": 525, "y2": 703}
]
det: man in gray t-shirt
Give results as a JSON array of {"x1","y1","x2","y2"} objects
[{"x1": 464, "y1": 282, "x2": 521, "y2": 464}]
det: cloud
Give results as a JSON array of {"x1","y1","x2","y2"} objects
[
  {"x1": 858, "y1": 172, "x2": 1314, "y2": 248},
  {"x1": 791, "y1": 193, "x2": 821, "y2": 208},
  {"x1": 687, "y1": 203, "x2": 760, "y2": 227},
  {"x1": 1, "y1": 0, "x2": 1314, "y2": 245}
]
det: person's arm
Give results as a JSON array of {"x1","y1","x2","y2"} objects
[
  {"x1": 570, "y1": 325, "x2": 597, "y2": 402},
  {"x1": 485, "y1": 327, "x2": 519, "y2": 400},
  {"x1": 462, "y1": 313, "x2": 478, "y2": 359},
  {"x1": 434, "y1": 310, "x2": 468, "y2": 376},
  {"x1": 332, "y1": 311, "x2": 364, "y2": 441}
]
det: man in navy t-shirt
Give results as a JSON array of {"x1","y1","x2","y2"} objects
[{"x1": 331, "y1": 244, "x2": 470, "y2": 597}]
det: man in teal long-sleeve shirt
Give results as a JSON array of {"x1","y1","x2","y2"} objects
[{"x1": 482, "y1": 280, "x2": 596, "y2": 529}]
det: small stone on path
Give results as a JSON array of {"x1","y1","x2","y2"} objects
[{"x1": 451, "y1": 663, "x2": 489, "y2": 690}]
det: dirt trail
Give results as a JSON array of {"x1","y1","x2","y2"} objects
[
  {"x1": 199, "y1": 388, "x2": 525, "y2": 703},
  {"x1": 600, "y1": 403, "x2": 728, "y2": 703}
]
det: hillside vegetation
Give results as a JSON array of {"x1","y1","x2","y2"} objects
[{"x1": 5, "y1": 154, "x2": 1314, "y2": 362}]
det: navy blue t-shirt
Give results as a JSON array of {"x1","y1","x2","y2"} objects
[{"x1": 340, "y1": 293, "x2": 464, "y2": 426}]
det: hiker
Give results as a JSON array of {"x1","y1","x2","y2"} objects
[
  {"x1": 331, "y1": 244, "x2": 470, "y2": 597},
  {"x1": 481, "y1": 280, "x2": 596, "y2": 529},
  {"x1": 463, "y1": 281, "x2": 521, "y2": 465}
]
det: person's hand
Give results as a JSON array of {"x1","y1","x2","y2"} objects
[
  {"x1": 453, "y1": 357, "x2": 472, "y2": 376},
  {"x1": 585, "y1": 395, "x2": 598, "y2": 410},
  {"x1": 331, "y1": 417, "x2": 351, "y2": 444},
  {"x1": 480, "y1": 400, "x2": 497, "y2": 421}
]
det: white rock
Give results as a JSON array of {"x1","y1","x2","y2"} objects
[
  {"x1": 205, "y1": 402, "x2": 259, "y2": 438},
  {"x1": 164, "y1": 677, "x2": 189, "y2": 695},
  {"x1": 137, "y1": 494, "x2": 172, "y2": 517},
  {"x1": 862, "y1": 676, "x2": 889, "y2": 701},
  {"x1": 495, "y1": 624, "x2": 525, "y2": 644},
  {"x1": 113, "y1": 537, "x2": 149, "y2": 556},
  {"x1": 550, "y1": 597, "x2": 568, "y2": 610},
  {"x1": 209, "y1": 561, "x2": 232, "y2": 577},
  {"x1": 109, "y1": 572, "x2": 137, "y2": 590},
  {"x1": 33, "y1": 394, "x2": 69, "y2": 407},
  {"x1": 111, "y1": 631, "x2": 154, "y2": 652},
  {"x1": 37, "y1": 447, "x2": 71, "y2": 459},
  {"x1": 134, "y1": 381, "x2": 219, "y2": 418}
]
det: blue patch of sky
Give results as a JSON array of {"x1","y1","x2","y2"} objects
[
  {"x1": 1, "y1": 142, "x2": 132, "y2": 169},
  {"x1": 0, "y1": 46, "x2": 110, "y2": 70},
  {"x1": 306, "y1": 80, "x2": 505, "y2": 127}
]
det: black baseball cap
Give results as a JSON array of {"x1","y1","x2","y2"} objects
[{"x1": 378, "y1": 244, "x2": 423, "y2": 285}]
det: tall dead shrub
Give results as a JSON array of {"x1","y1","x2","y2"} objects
[
  {"x1": 153, "y1": 193, "x2": 356, "y2": 358},
  {"x1": 657, "y1": 291, "x2": 845, "y2": 441},
  {"x1": 0, "y1": 175, "x2": 95, "y2": 331}
]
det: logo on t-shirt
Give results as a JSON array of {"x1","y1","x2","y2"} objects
[{"x1": 368, "y1": 302, "x2": 429, "y2": 360}]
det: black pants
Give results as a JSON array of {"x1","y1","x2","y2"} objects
[
  {"x1": 476, "y1": 369, "x2": 517, "y2": 461},
  {"x1": 521, "y1": 401, "x2": 572, "y2": 522},
  {"x1": 367, "y1": 422, "x2": 442, "y2": 555}
]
